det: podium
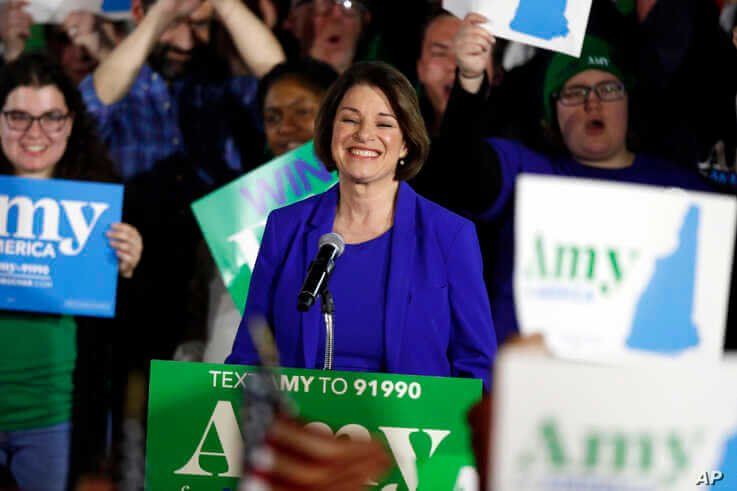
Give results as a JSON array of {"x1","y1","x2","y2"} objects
[{"x1": 145, "y1": 360, "x2": 482, "y2": 490}]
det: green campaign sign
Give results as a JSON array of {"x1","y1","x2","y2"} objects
[
  {"x1": 192, "y1": 142, "x2": 337, "y2": 313},
  {"x1": 146, "y1": 360, "x2": 482, "y2": 490}
]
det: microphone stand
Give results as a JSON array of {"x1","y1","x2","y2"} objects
[{"x1": 321, "y1": 288, "x2": 335, "y2": 370}]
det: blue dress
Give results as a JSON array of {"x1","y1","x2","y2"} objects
[{"x1": 315, "y1": 229, "x2": 392, "y2": 372}]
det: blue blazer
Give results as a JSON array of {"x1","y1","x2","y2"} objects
[{"x1": 226, "y1": 182, "x2": 497, "y2": 388}]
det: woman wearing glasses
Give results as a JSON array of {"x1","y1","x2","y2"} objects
[
  {"x1": 420, "y1": 16, "x2": 713, "y2": 345},
  {"x1": 0, "y1": 54, "x2": 142, "y2": 490}
]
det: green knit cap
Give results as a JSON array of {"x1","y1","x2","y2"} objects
[{"x1": 543, "y1": 36, "x2": 626, "y2": 124}]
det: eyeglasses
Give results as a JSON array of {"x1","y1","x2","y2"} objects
[
  {"x1": 313, "y1": 0, "x2": 366, "y2": 17},
  {"x1": 554, "y1": 80, "x2": 626, "y2": 106},
  {"x1": 1, "y1": 110, "x2": 71, "y2": 134}
]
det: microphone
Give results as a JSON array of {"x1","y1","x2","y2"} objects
[{"x1": 297, "y1": 232, "x2": 345, "y2": 312}]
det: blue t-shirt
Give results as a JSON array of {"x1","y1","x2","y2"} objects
[
  {"x1": 316, "y1": 228, "x2": 393, "y2": 372},
  {"x1": 483, "y1": 138, "x2": 714, "y2": 344}
]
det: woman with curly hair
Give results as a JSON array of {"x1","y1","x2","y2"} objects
[{"x1": 0, "y1": 53, "x2": 142, "y2": 490}]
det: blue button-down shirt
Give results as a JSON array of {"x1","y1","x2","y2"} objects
[{"x1": 80, "y1": 64, "x2": 260, "y2": 189}]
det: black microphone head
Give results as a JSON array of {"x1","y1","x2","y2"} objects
[
  {"x1": 297, "y1": 292, "x2": 315, "y2": 312},
  {"x1": 319, "y1": 232, "x2": 345, "y2": 257}
]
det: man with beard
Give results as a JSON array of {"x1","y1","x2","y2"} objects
[
  {"x1": 77, "y1": 0, "x2": 285, "y2": 460},
  {"x1": 81, "y1": 0, "x2": 284, "y2": 181}
]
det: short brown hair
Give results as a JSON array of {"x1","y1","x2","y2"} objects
[{"x1": 314, "y1": 61, "x2": 430, "y2": 181}]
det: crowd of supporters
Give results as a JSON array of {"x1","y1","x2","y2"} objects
[{"x1": 1, "y1": 0, "x2": 736, "y2": 488}]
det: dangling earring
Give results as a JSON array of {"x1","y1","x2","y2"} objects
[{"x1": 399, "y1": 159, "x2": 405, "y2": 166}]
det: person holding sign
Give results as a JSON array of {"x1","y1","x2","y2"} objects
[
  {"x1": 227, "y1": 61, "x2": 497, "y2": 389},
  {"x1": 0, "y1": 54, "x2": 142, "y2": 491},
  {"x1": 422, "y1": 13, "x2": 714, "y2": 344}
]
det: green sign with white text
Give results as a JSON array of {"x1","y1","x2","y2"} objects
[
  {"x1": 192, "y1": 142, "x2": 338, "y2": 313},
  {"x1": 145, "y1": 360, "x2": 482, "y2": 490}
]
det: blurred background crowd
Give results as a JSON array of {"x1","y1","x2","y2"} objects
[{"x1": 1, "y1": 0, "x2": 737, "y2": 489}]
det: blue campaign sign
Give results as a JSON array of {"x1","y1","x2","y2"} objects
[
  {"x1": 102, "y1": 0, "x2": 131, "y2": 15},
  {"x1": 0, "y1": 176, "x2": 124, "y2": 318}
]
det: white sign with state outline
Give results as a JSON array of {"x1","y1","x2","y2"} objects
[
  {"x1": 443, "y1": 0, "x2": 593, "y2": 57},
  {"x1": 514, "y1": 175, "x2": 736, "y2": 364}
]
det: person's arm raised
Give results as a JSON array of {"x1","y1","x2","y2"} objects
[
  {"x1": 455, "y1": 12, "x2": 495, "y2": 95},
  {"x1": 92, "y1": 0, "x2": 201, "y2": 105},
  {"x1": 417, "y1": 12, "x2": 502, "y2": 216},
  {"x1": 63, "y1": 11, "x2": 120, "y2": 63},
  {"x1": 210, "y1": 0, "x2": 285, "y2": 79},
  {"x1": 0, "y1": 1, "x2": 32, "y2": 63}
]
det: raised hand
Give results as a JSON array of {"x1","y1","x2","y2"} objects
[
  {"x1": 63, "y1": 11, "x2": 117, "y2": 62},
  {"x1": 453, "y1": 13, "x2": 495, "y2": 93},
  {"x1": 0, "y1": 0, "x2": 33, "y2": 62},
  {"x1": 107, "y1": 222, "x2": 143, "y2": 279},
  {"x1": 454, "y1": 13, "x2": 495, "y2": 80},
  {"x1": 151, "y1": 0, "x2": 204, "y2": 24}
]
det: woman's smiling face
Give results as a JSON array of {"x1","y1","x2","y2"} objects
[
  {"x1": 0, "y1": 85, "x2": 73, "y2": 178},
  {"x1": 330, "y1": 84, "x2": 407, "y2": 187},
  {"x1": 263, "y1": 77, "x2": 323, "y2": 156}
]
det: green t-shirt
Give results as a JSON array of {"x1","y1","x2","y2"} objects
[{"x1": 0, "y1": 313, "x2": 77, "y2": 430}]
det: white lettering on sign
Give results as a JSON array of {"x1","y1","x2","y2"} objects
[
  {"x1": 0, "y1": 195, "x2": 109, "y2": 256},
  {"x1": 226, "y1": 226, "x2": 262, "y2": 273},
  {"x1": 0, "y1": 239, "x2": 55, "y2": 258},
  {"x1": 279, "y1": 375, "x2": 315, "y2": 392},
  {"x1": 58, "y1": 201, "x2": 108, "y2": 255},
  {"x1": 174, "y1": 401, "x2": 241, "y2": 477},
  {"x1": 174, "y1": 402, "x2": 460, "y2": 490},
  {"x1": 207, "y1": 372, "x2": 424, "y2": 400},
  {"x1": 208, "y1": 370, "x2": 315, "y2": 393},
  {"x1": 378, "y1": 427, "x2": 451, "y2": 491}
]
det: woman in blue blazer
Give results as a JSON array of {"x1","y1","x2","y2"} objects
[{"x1": 227, "y1": 62, "x2": 497, "y2": 389}]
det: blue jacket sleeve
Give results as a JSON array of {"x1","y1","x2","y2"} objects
[
  {"x1": 446, "y1": 220, "x2": 497, "y2": 391},
  {"x1": 479, "y1": 138, "x2": 555, "y2": 221},
  {"x1": 225, "y1": 213, "x2": 280, "y2": 365}
]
